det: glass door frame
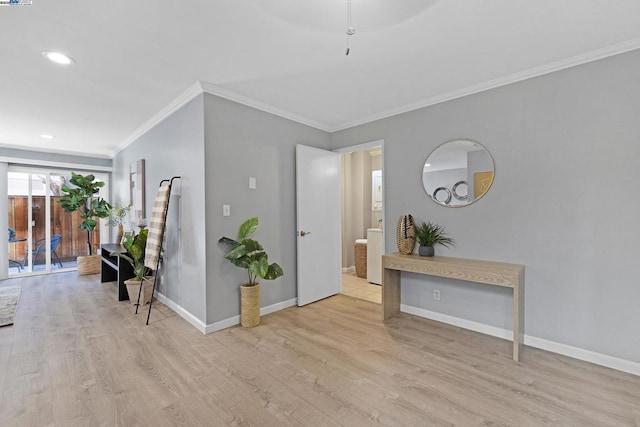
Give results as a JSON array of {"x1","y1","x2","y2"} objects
[{"x1": 7, "y1": 166, "x2": 110, "y2": 277}]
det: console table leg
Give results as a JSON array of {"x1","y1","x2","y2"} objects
[
  {"x1": 513, "y1": 271, "x2": 525, "y2": 361},
  {"x1": 382, "y1": 268, "x2": 401, "y2": 320}
]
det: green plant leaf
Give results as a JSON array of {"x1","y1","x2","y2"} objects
[
  {"x1": 218, "y1": 236, "x2": 239, "y2": 246},
  {"x1": 249, "y1": 257, "x2": 269, "y2": 279},
  {"x1": 238, "y1": 217, "x2": 258, "y2": 239},
  {"x1": 264, "y1": 263, "x2": 284, "y2": 280}
]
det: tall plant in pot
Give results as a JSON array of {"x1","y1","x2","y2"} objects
[
  {"x1": 117, "y1": 228, "x2": 153, "y2": 306},
  {"x1": 58, "y1": 172, "x2": 111, "y2": 274},
  {"x1": 219, "y1": 217, "x2": 284, "y2": 327},
  {"x1": 415, "y1": 221, "x2": 455, "y2": 257}
]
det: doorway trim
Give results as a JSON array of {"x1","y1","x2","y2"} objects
[{"x1": 334, "y1": 139, "x2": 386, "y2": 265}]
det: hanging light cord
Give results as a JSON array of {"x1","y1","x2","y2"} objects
[{"x1": 346, "y1": 0, "x2": 355, "y2": 55}]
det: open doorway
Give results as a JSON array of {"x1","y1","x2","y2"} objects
[{"x1": 335, "y1": 140, "x2": 384, "y2": 304}]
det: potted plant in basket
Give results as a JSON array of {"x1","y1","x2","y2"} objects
[
  {"x1": 58, "y1": 172, "x2": 111, "y2": 274},
  {"x1": 117, "y1": 228, "x2": 153, "y2": 306},
  {"x1": 219, "y1": 217, "x2": 284, "y2": 327},
  {"x1": 107, "y1": 203, "x2": 130, "y2": 244},
  {"x1": 415, "y1": 221, "x2": 455, "y2": 257}
]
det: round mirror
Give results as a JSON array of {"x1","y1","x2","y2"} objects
[{"x1": 422, "y1": 139, "x2": 495, "y2": 207}]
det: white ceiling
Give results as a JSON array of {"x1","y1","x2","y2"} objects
[{"x1": 1, "y1": 0, "x2": 640, "y2": 158}]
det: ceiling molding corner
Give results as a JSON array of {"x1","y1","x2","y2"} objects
[
  {"x1": 199, "y1": 82, "x2": 331, "y2": 132},
  {"x1": 111, "y1": 81, "x2": 205, "y2": 157},
  {"x1": 331, "y1": 37, "x2": 640, "y2": 132}
]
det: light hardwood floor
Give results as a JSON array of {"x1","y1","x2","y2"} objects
[{"x1": 0, "y1": 272, "x2": 639, "y2": 426}]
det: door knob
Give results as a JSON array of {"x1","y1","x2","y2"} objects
[{"x1": 298, "y1": 230, "x2": 311, "y2": 237}]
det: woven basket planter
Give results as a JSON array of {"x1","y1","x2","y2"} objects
[
  {"x1": 396, "y1": 214, "x2": 416, "y2": 255},
  {"x1": 124, "y1": 278, "x2": 153, "y2": 305},
  {"x1": 77, "y1": 254, "x2": 101, "y2": 275},
  {"x1": 240, "y1": 283, "x2": 260, "y2": 328}
]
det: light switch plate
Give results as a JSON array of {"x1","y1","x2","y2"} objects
[
  {"x1": 223, "y1": 204, "x2": 230, "y2": 216},
  {"x1": 249, "y1": 176, "x2": 257, "y2": 190}
]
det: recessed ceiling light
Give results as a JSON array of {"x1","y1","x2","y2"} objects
[
  {"x1": 41, "y1": 134, "x2": 55, "y2": 140},
  {"x1": 41, "y1": 51, "x2": 75, "y2": 65}
]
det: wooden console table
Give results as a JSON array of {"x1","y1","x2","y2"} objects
[
  {"x1": 101, "y1": 244, "x2": 135, "y2": 301},
  {"x1": 382, "y1": 253, "x2": 525, "y2": 361}
]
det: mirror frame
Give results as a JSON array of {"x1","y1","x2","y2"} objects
[{"x1": 422, "y1": 139, "x2": 495, "y2": 208}]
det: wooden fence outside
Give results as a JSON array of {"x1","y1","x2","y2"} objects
[{"x1": 7, "y1": 196, "x2": 102, "y2": 264}]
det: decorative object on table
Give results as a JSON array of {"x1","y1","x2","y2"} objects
[
  {"x1": 117, "y1": 228, "x2": 152, "y2": 306},
  {"x1": 415, "y1": 221, "x2": 455, "y2": 257},
  {"x1": 107, "y1": 204, "x2": 130, "y2": 244},
  {"x1": 58, "y1": 172, "x2": 111, "y2": 275},
  {"x1": 0, "y1": 285, "x2": 22, "y2": 327},
  {"x1": 219, "y1": 217, "x2": 284, "y2": 328},
  {"x1": 396, "y1": 214, "x2": 416, "y2": 255}
]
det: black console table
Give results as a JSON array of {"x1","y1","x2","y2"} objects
[{"x1": 101, "y1": 244, "x2": 135, "y2": 301}]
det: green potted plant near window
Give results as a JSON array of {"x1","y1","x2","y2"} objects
[
  {"x1": 219, "y1": 217, "x2": 284, "y2": 327},
  {"x1": 59, "y1": 172, "x2": 111, "y2": 274},
  {"x1": 117, "y1": 228, "x2": 153, "y2": 306},
  {"x1": 107, "y1": 203, "x2": 130, "y2": 244},
  {"x1": 415, "y1": 221, "x2": 455, "y2": 257}
]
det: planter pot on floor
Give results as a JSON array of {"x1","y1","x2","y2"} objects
[
  {"x1": 240, "y1": 283, "x2": 260, "y2": 328},
  {"x1": 125, "y1": 278, "x2": 153, "y2": 305},
  {"x1": 77, "y1": 254, "x2": 101, "y2": 275}
]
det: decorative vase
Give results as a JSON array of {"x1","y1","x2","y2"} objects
[
  {"x1": 396, "y1": 214, "x2": 416, "y2": 255},
  {"x1": 117, "y1": 224, "x2": 124, "y2": 245},
  {"x1": 124, "y1": 278, "x2": 153, "y2": 305},
  {"x1": 240, "y1": 283, "x2": 260, "y2": 327},
  {"x1": 77, "y1": 254, "x2": 101, "y2": 275},
  {"x1": 419, "y1": 245, "x2": 435, "y2": 257}
]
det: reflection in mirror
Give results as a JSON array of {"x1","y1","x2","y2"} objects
[{"x1": 422, "y1": 139, "x2": 494, "y2": 207}]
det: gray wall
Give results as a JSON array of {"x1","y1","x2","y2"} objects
[
  {"x1": 330, "y1": 49, "x2": 640, "y2": 363},
  {"x1": 112, "y1": 95, "x2": 207, "y2": 323},
  {"x1": 0, "y1": 162, "x2": 8, "y2": 279},
  {"x1": 203, "y1": 94, "x2": 331, "y2": 324},
  {"x1": 0, "y1": 147, "x2": 112, "y2": 170}
]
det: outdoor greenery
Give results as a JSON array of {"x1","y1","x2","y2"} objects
[
  {"x1": 219, "y1": 217, "x2": 284, "y2": 286},
  {"x1": 58, "y1": 172, "x2": 111, "y2": 255},
  {"x1": 415, "y1": 221, "x2": 455, "y2": 248}
]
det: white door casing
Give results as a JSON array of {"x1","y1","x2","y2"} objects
[{"x1": 296, "y1": 144, "x2": 342, "y2": 306}]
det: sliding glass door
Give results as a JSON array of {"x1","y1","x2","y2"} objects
[{"x1": 7, "y1": 168, "x2": 108, "y2": 276}]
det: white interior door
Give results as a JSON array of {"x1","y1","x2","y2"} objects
[{"x1": 296, "y1": 144, "x2": 341, "y2": 306}]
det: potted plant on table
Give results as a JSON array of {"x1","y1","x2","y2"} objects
[
  {"x1": 219, "y1": 217, "x2": 284, "y2": 327},
  {"x1": 415, "y1": 221, "x2": 455, "y2": 257},
  {"x1": 58, "y1": 172, "x2": 111, "y2": 275},
  {"x1": 117, "y1": 228, "x2": 153, "y2": 306},
  {"x1": 107, "y1": 203, "x2": 130, "y2": 244}
]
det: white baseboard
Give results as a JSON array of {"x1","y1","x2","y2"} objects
[
  {"x1": 342, "y1": 266, "x2": 356, "y2": 274},
  {"x1": 204, "y1": 297, "x2": 298, "y2": 334},
  {"x1": 400, "y1": 304, "x2": 640, "y2": 377},
  {"x1": 154, "y1": 291, "x2": 207, "y2": 333}
]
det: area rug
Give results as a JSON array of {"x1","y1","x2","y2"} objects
[{"x1": 0, "y1": 285, "x2": 22, "y2": 327}]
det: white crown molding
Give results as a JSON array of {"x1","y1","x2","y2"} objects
[
  {"x1": 112, "y1": 81, "x2": 205, "y2": 157},
  {"x1": 112, "y1": 38, "x2": 640, "y2": 154},
  {"x1": 199, "y1": 81, "x2": 331, "y2": 132},
  {"x1": 401, "y1": 304, "x2": 640, "y2": 377},
  {"x1": 331, "y1": 37, "x2": 640, "y2": 132}
]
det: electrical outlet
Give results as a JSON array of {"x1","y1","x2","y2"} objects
[{"x1": 433, "y1": 289, "x2": 441, "y2": 301}]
